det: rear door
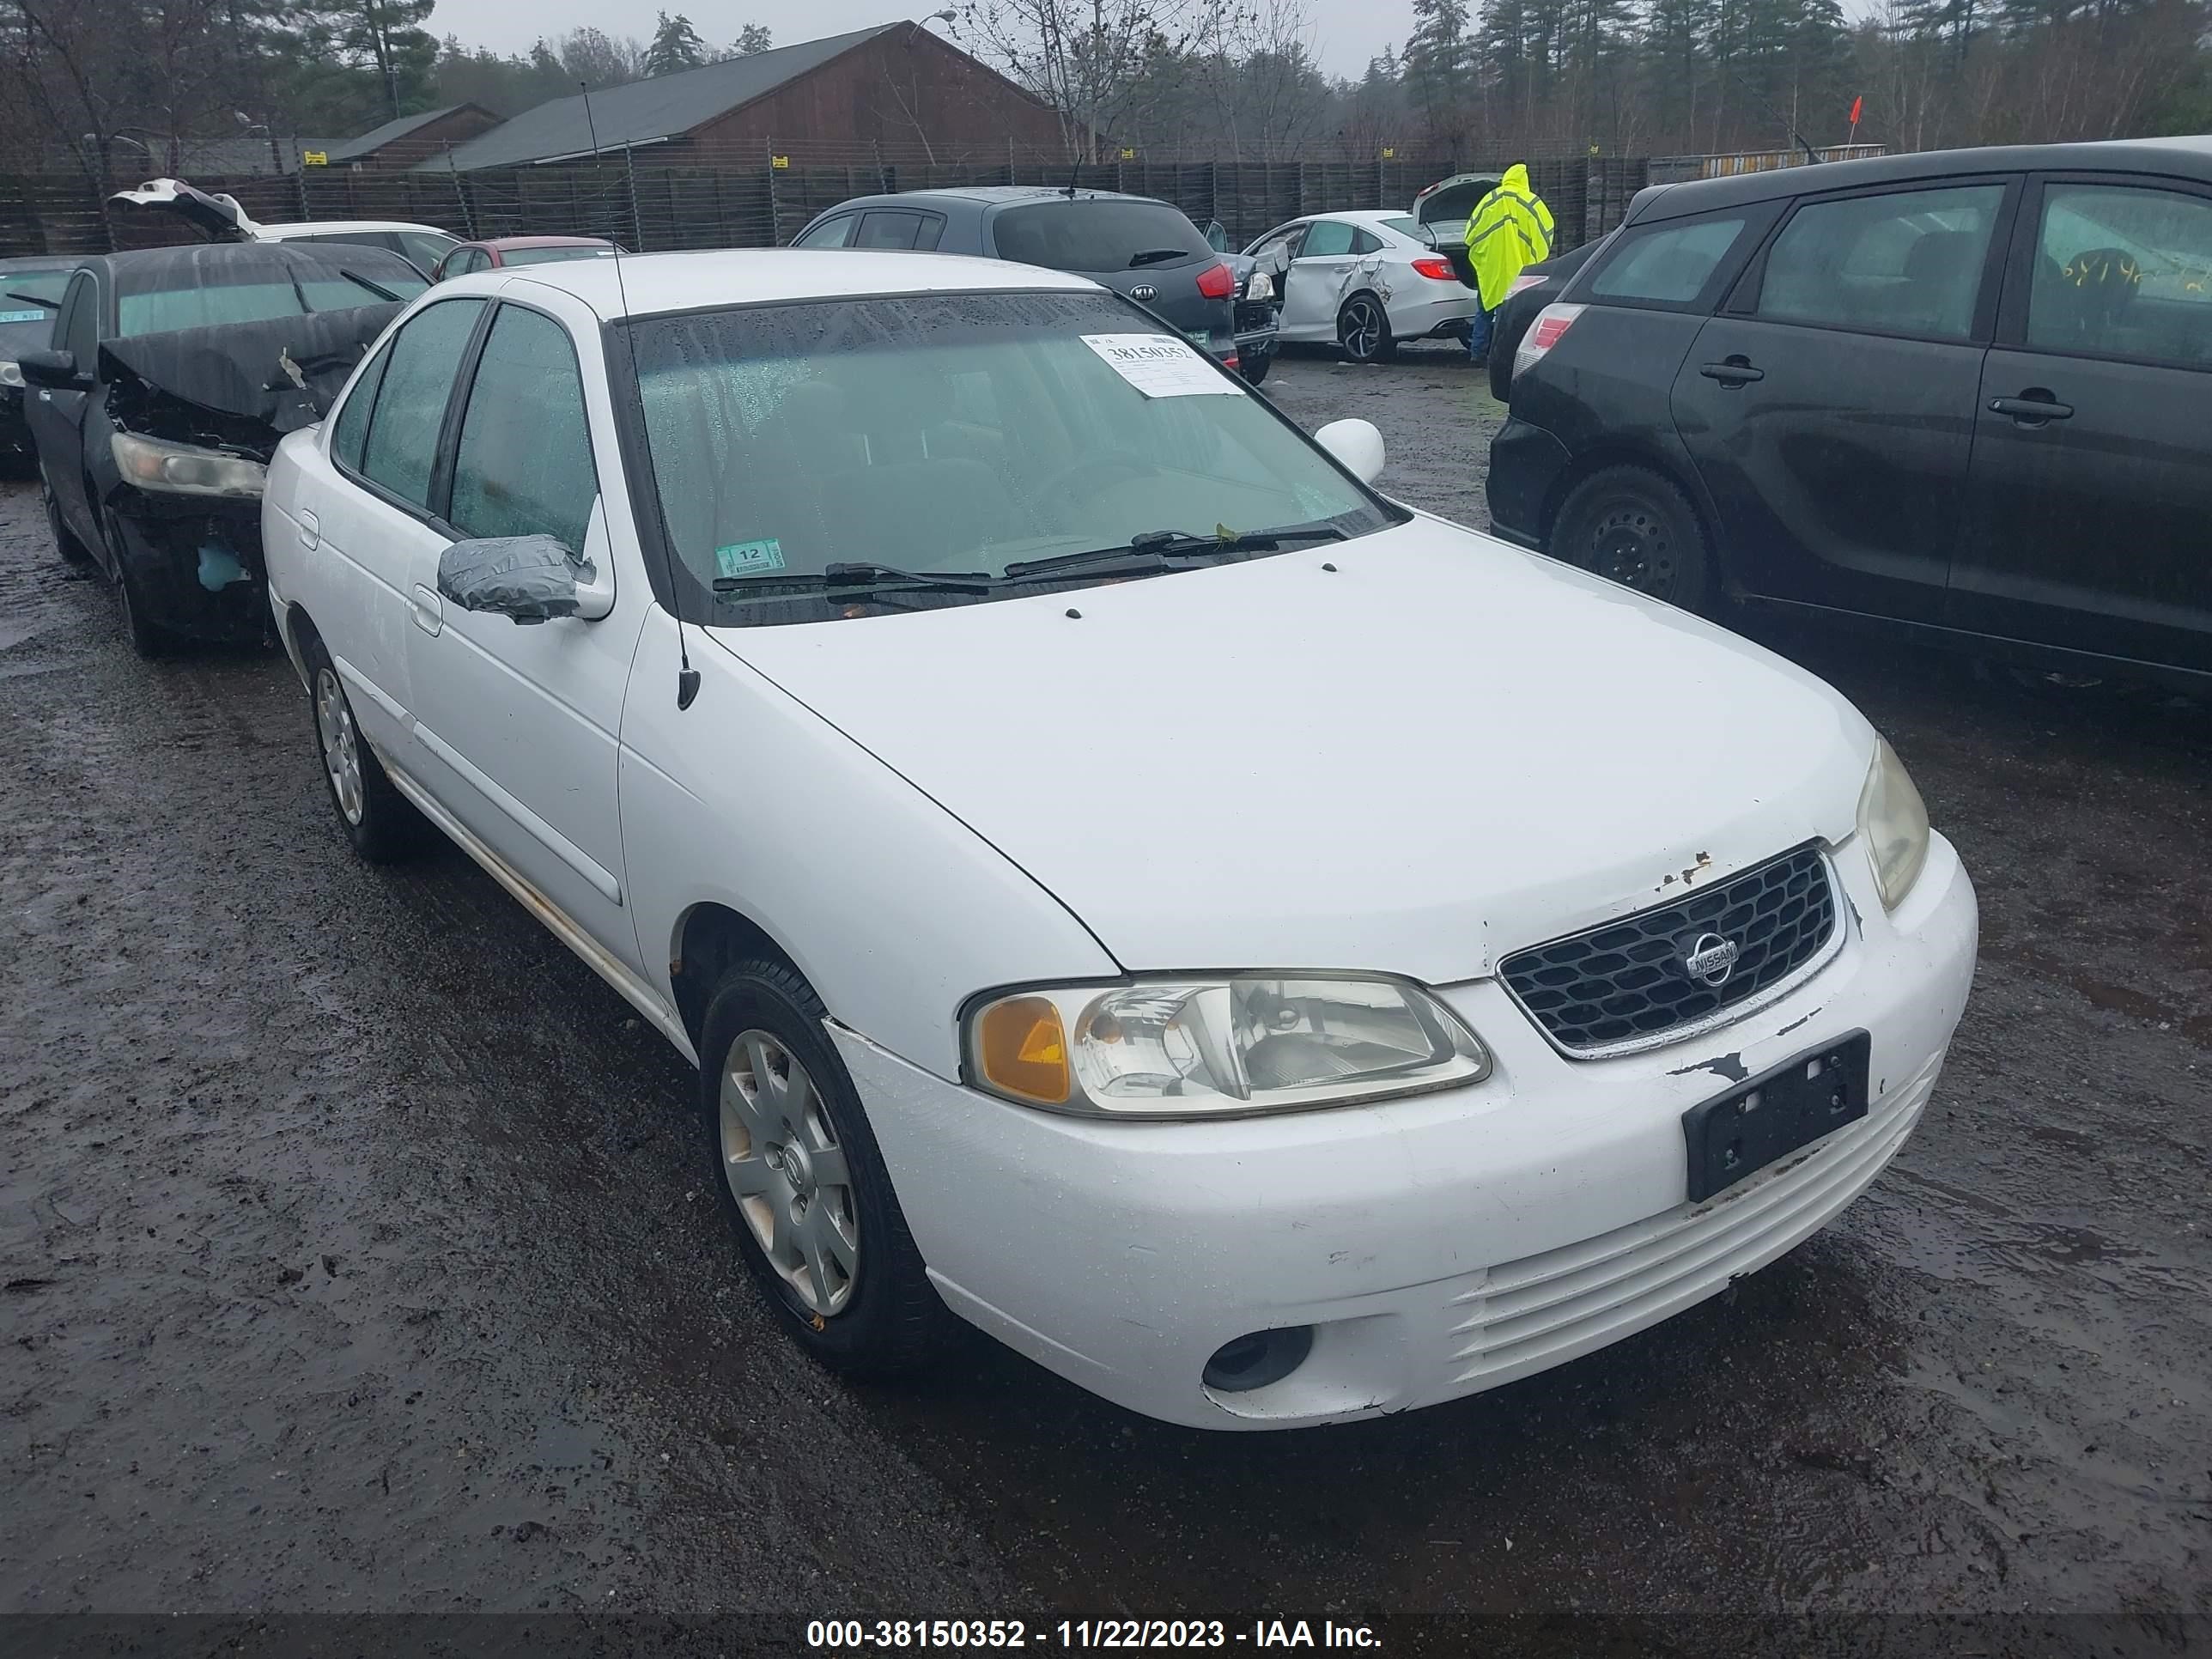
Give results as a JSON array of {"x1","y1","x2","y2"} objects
[
  {"x1": 1948, "y1": 173, "x2": 2212, "y2": 674},
  {"x1": 1670, "y1": 178, "x2": 2014, "y2": 620}
]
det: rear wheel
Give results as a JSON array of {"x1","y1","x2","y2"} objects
[
  {"x1": 1241, "y1": 350, "x2": 1272, "y2": 386},
  {"x1": 1549, "y1": 465, "x2": 1711, "y2": 611},
  {"x1": 701, "y1": 958, "x2": 946, "y2": 1378},
  {"x1": 1337, "y1": 294, "x2": 1396, "y2": 364}
]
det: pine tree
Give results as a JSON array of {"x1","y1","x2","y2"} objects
[
  {"x1": 644, "y1": 12, "x2": 710, "y2": 77},
  {"x1": 1405, "y1": 0, "x2": 1474, "y2": 150},
  {"x1": 730, "y1": 24, "x2": 774, "y2": 58},
  {"x1": 306, "y1": 0, "x2": 439, "y2": 120}
]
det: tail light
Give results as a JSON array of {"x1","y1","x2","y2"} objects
[
  {"x1": 1504, "y1": 271, "x2": 1549, "y2": 300},
  {"x1": 1194, "y1": 262, "x2": 1236, "y2": 300},
  {"x1": 1410, "y1": 256, "x2": 1457, "y2": 281},
  {"x1": 1513, "y1": 302, "x2": 1585, "y2": 382}
]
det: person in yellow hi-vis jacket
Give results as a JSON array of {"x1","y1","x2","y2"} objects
[{"x1": 1463, "y1": 164, "x2": 1554, "y2": 363}]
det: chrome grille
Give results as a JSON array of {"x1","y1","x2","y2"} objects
[{"x1": 1500, "y1": 844, "x2": 1838, "y2": 1055}]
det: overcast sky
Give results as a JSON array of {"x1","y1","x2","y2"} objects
[{"x1": 426, "y1": 3, "x2": 1420, "y2": 82}]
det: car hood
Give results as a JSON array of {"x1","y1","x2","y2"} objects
[{"x1": 712, "y1": 518, "x2": 1877, "y2": 985}]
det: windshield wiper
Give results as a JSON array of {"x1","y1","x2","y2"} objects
[
  {"x1": 336, "y1": 269, "x2": 404, "y2": 303},
  {"x1": 1127, "y1": 248, "x2": 1195, "y2": 269},
  {"x1": 712, "y1": 560, "x2": 998, "y2": 597},
  {"x1": 3, "y1": 291, "x2": 59, "y2": 310},
  {"x1": 1000, "y1": 524, "x2": 1346, "y2": 583}
]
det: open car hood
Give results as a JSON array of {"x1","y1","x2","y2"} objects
[
  {"x1": 100, "y1": 302, "x2": 402, "y2": 457},
  {"x1": 108, "y1": 177, "x2": 264, "y2": 243}
]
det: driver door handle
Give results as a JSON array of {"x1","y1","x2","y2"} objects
[
  {"x1": 409, "y1": 582, "x2": 443, "y2": 637},
  {"x1": 1990, "y1": 392, "x2": 2073, "y2": 425},
  {"x1": 297, "y1": 509, "x2": 319, "y2": 550},
  {"x1": 1699, "y1": 356, "x2": 1764, "y2": 386}
]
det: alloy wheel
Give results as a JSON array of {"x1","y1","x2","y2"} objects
[
  {"x1": 720, "y1": 1030, "x2": 860, "y2": 1317},
  {"x1": 314, "y1": 665, "x2": 365, "y2": 825},
  {"x1": 1340, "y1": 298, "x2": 1383, "y2": 361}
]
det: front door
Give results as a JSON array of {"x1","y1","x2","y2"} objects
[
  {"x1": 402, "y1": 298, "x2": 647, "y2": 969},
  {"x1": 1948, "y1": 174, "x2": 2212, "y2": 675},
  {"x1": 1669, "y1": 179, "x2": 2013, "y2": 622},
  {"x1": 29, "y1": 270, "x2": 101, "y2": 550},
  {"x1": 1279, "y1": 218, "x2": 1363, "y2": 339}
]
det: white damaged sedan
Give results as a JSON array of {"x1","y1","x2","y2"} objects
[{"x1": 262, "y1": 250, "x2": 1976, "y2": 1430}]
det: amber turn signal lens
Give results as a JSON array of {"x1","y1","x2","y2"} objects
[{"x1": 974, "y1": 995, "x2": 1072, "y2": 1105}]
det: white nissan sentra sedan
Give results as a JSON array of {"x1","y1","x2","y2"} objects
[{"x1": 261, "y1": 250, "x2": 1976, "y2": 1430}]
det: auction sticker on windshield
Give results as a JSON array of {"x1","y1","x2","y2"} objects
[{"x1": 1081, "y1": 333, "x2": 1242, "y2": 398}]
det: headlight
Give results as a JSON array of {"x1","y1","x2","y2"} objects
[
  {"x1": 1857, "y1": 737, "x2": 1929, "y2": 910},
  {"x1": 110, "y1": 430, "x2": 266, "y2": 498},
  {"x1": 1244, "y1": 270, "x2": 1273, "y2": 303},
  {"x1": 965, "y1": 974, "x2": 1490, "y2": 1119},
  {"x1": 0, "y1": 360, "x2": 22, "y2": 388}
]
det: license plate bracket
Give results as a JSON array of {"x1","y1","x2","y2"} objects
[{"x1": 1681, "y1": 1030, "x2": 1871, "y2": 1203}]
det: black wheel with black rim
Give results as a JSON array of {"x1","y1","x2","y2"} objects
[
  {"x1": 1336, "y1": 294, "x2": 1396, "y2": 363},
  {"x1": 1549, "y1": 465, "x2": 1711, "y2": 611},
  {"x1": 104, "y1": 511, "x2": 175, "y2": 659},
  {"x1": 1240, "y1": 349, "x2": 1272, "y2": 386},
  {"x1": 298, "y1": 627, "x2": 421, "y2": 862},
  {"x1": 700, "y1": 957, "x2": 947, "y2": 1379},
  {"x1": 41, "y1": 471, "x2": 89, "y2": 565}
]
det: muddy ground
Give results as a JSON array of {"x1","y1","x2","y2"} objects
[{"x1": 3, "y1": 349, "x2": 2208, "y2": 1656}]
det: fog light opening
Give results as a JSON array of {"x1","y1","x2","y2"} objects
[{"x1": 1202, "y1": 1325, "x2": 1314, "y2": 1394}]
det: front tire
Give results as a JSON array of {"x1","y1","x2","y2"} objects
[
  {"x1": 700, "y1": 958, "x2": 945, "y2": 1378},
  {"x1": 106, "y1": 514, "x2": 173, "y2": 659},
  {"x1": 1240, "y1": 350, "x2": 1273, "y2": 386},
  {"x1": 299, "y1": 629, "x2": 420, "y2": 862},
  {"x1": 1549, "y1": 465, "x2": 1711, "y2": 611},
  {"x1": 1337, "y1": 294, "x2": 1396, "y2": 363},
  {"x1": 42, "y1": 472, "x2": 89, "y2": 565}
]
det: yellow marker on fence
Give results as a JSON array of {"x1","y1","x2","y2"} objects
[
  {"x1": 301, "y1": 150, "x2": 328, "y2": 167},
  {"x1": 770, "y1": 155, "x2": 789, "y2": 169}
]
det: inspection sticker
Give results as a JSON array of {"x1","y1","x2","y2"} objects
[
  {"x1": 0, "y1": 308, "x2": 47, "y2": 325},
  {"x1": 714, "y1": 538, "x2": 786, "y2": 577},
  {"x1": 1080, "y1": 333, "x2": 1243, "y2": 398}
]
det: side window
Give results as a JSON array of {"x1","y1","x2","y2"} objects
[
  {"x1": 1756, "y1": 185, "x2": 2005, "y2": 342},
  {"x1": 794, "y1": 215, "x2": 856, "y2": 249},
  {"x1": 448, "y1": 306, "x2": 597, "y2": 550},
  {"x1": 330, "y1": 340, "x2": 391, "y2": 472},
  {"x1": 2027, "y1": 183, "x2": 2212, "y2": 368},
  {"x1": 1349, "y1": 228, "x2": 1384, "y2": 256},
  {"x1": 357, "y1": 299, "x2": 484, "y2": 510},
  {"x1": 1299, "y1": 220, "x2": 1356, "y2": 258},
  {"x1": 1589, "y1": 216, "x2": 1747, "y2": 306},
  {"x1": 854, "y1": 210, "x2": 926, "y2": 250},
  {"x1": 913, "y1": 215, "x2": 945, "y2": 252},
  {"x1": 1247, "y1": 226, "x2": 1304, "y2": 268}
]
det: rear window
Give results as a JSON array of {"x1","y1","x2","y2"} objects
[
  {"x1": 992, "y1": 200, "x2": 1209, "y2": 273},
  {"x1": 1589, "y1": 217, "x2": 1747, "y2": 305},
  {"x1": 0, "y1": 266, "x2": 72, "y2": 353},
  {"x1": 502, "y1": 246, "x2": 617, "y2": 268},
  {"x1": 1381, "y1": 216, "x2": 1423, "y2": 240},
  {"x1": 116, "y1": 261, "x2": 428, "y2": 337}
]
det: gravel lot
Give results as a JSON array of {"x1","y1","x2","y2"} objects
[{"x1": 3, "y1": 349, "x2": 2208, "y2": 1654}]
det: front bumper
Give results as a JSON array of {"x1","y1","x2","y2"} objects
[
  {"x1": 0, "y1": 387, "x2": 31, "y2": 458},
  {"x1": 106, "y1": 489, "x2": 270, "y2": 643},
  {"x1": 836, "y1": 833, "x2": 1977, "y2": 1430}
]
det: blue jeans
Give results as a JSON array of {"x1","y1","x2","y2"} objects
[{"x1": 1467, "y1": 302, "x2": 1492, "y2": 362}]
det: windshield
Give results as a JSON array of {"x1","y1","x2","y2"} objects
[
  {"x1": 504, "y1": 245, "x2": 616, "y2": 267},
  {"x1": 117, "y1": 262, "x2": 428, "y2": 337},
  {"x1": 0, "y1": 267, "x2": 72, "y2": 355},
  {"x1": 991, "y1": 201, "x2": 1210, "y2": 273},
  {"x1": 626, "y1": 290, "x2": 1391, "y2": 623}
]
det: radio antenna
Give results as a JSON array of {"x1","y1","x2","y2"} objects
[{"x1": 581, "y1": 80, "x2": 701, "y2": 710}]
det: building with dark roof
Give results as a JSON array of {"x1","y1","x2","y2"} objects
[
  {"x1": 416, "y1": 23, "x2": 1068, "y2": 171},
  {"x1": 324, "y1": 104, "x2": 501, "y2": 170}
]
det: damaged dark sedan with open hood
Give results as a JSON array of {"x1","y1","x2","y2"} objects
[{"x1": 22, "y1": 240, "x2": 423, "y2": 654}]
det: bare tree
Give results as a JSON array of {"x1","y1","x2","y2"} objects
[{"x1": 953, "y1": 0, "x2": 1202, "y2": 161}]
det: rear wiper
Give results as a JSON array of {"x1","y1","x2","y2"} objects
[
  {"x1": 1127, "y1": 248, "x2": 1194, "y2": 269},
  {"x1": 3, "y1": 291, "x2": 59, "y2": 310},
  {"x1": 713, "y1": 560, "x2": 998, "y2": 597},
  {"x1": 1000, "y1": 524, "x2": 1346, "y2": 582}
]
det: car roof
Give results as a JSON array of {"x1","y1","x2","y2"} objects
[
  {"x1": 824, "y1": 185, "x2": 1164, "y2": 211},
  {"x1": 477, "y1": 235, "x2": 614, "y2": 250},
  {"x1": 0, "y1": 253, "x2": 82, "y2": 270},
  {"x1": 1300, "y1": 210, "x2": 1419, "y2": 229},
  {"x1": 1632, "y1": 136, "x2": 2212, "y2": 222},
  {"x1": 257, "y1": 220, "x2": 450, "y2": 237},
  {"x1": 76, "y1": 241, "x2": 426, "y2": 280},
  {"x1": 443, "y1": 247, "x2": 1097, "y2": 319}
]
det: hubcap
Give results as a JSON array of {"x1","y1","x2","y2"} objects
[
  {"x1": 314, "y1": 666, "x2": 365, "y2": 825},
  {"x1": 720, "y1": 1030, "x2": 859, "y2": 1317},
  {"x1": 1589, "y1": 504, "x2": 1677, "y2": 599}
]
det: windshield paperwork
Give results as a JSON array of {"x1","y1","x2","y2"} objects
[{"x1": 628, "y1": 290, "x2": 1395, "y2": 623}]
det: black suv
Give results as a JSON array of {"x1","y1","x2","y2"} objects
[{"x1": 1488, "y1": 137, "x2": 2212, "y2": 689}]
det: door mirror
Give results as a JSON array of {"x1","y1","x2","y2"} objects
[
  {"x1": 437, "y1": 533, "x2": 610, "y2": 623},
  {"x1": 1315, "y1": 418, "x2": 1386, "y2": 484},
  {"x1": 1204, "y1": 220, "x2": 1230, "y2": 253},
  {"x1": 17, "y1": 349, "x2": 88, "y2": 391}
]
